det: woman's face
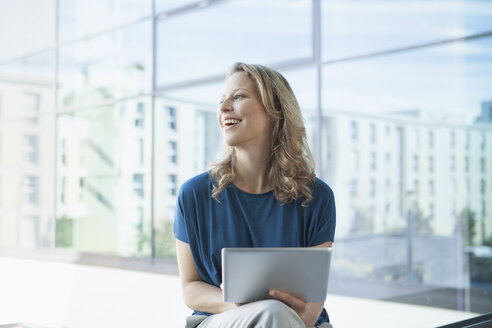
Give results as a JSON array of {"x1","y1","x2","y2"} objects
[{"x1": 218, "y1": 71, "x2": 273, "y2": 149}]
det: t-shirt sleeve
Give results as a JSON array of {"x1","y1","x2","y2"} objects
[
  {"x1": 173, "y1": 185, "x2": 189, "y2": 243},
  {"x1": 310, "y1": 183, "x2": 336, "y2": 246}
]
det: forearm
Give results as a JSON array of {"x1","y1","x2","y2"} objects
[{"x1": 182, "y1": 280, "x2": 236, "y2": 314}]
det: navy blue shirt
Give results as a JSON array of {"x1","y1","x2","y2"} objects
[{"x1": 174, "y1": 172, "x2": 336, "y2": 325}]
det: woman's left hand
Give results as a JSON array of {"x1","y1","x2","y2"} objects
[{"x1": 269, "y1": 289, "x2": 324, "y2": 328}]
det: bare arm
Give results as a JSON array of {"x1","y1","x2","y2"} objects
[{"x1": 176, "y1": 239, "x2": 237, "y2": 314}]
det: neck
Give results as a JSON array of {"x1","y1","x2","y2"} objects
[{"x1": 233, "y1": 145, "x2": 271, "y2": 194}]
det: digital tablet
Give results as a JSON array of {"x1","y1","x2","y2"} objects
[{"x1": 221, "y1": 247, "x2": 332, "y2": 303}]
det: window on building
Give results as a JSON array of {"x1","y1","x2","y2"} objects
[
  {"x1": 450, "y1": 131, "x2": 455, "y2": 148},
  {"x1": 24, "y1": 92, "x2": 40, "y2": 124},
  {"x1": 385, "y1": 125, "x2": 391, "y2": 136},
  {"x1": 370, "y1": 152, "x2": 376, "y2": 171},
  {"x1": 24, "y1": 176, "x2": 39, "y2": 205},
  {"x1": 429, "y1": 203, "x2": 434, "y2": 218},
  {"x1": 429, "y1": 180, "x2": 434, "y2": 196},
  {"x1": 60, "y1": 138, "x2": 67, "y2": 166},
  {"x1": 414, "y1": 179, "x2": 419, "y2": 195},
  {"x1": 428, "y1": 131, "x2": 434, "y2": 148},
  {"x1": 429, "y1": 156, "x2": 434, "y2": 173},
  {"x1": 480, "y1": 157, "x2": 485, "y2": 173},
  {"x1": 23, "y1": 135, "x2": 39, "y2": 165},
  {"x1": 135, "y1": 102, "x2": 145, "y2": 128},
  {"x1": 413, "y1": 154, "x2": 419, "y2": 172},
  {"x1": 481, "y1": 133, "x2": 486, "y2": 151},
  {"x1": 370, "y1": 123, "x2": 376, "y2": 144},
  {"x1": 481, "y1": 179, "x2": 486, "y2": 195},
  {"x1": 482, "y1": 201, "x2": 487, "y2": 219},
  {"x1": 168, "y1": 140, "x2": 177, "y2": 164},
  {"x1": 350, "y1": 120, "x2": 358, "y2": 141},
  {"x1": 133, "y1": 174, "x2": 144, "y2": 198},
  {"x1": 467, "y1": 179, "x2": 471, "y2": 194},
  {"x1": 61, "y1": 177, "x2": 66, "y2": 204},
  {"x1": 466, "y1": 132, "x2": 470, "y2": 150},
  {"x1": 415, "y1": 129, "x2": 419, "y2": 147},
  {"x1": 450, "y1": 155, "x2": 455, "y2": 172},
  {"x1": 166, "y1": 106, "x2": 177, "y2": 131},
  {"x1": 168, "y1": 174, "x2": 177, "y2": 196}
]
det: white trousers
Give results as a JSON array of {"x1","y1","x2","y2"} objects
[{"x1": 185, "y1": 300, "x2": 333, "y2": 328}]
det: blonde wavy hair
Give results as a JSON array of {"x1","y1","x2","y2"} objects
[{"x1": 209, "y1": 62, "x2": 316, "y2": 205}]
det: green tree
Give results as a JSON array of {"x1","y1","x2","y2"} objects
[
  {"x1": 460, "y1": 207, "x2": 476, "y2": 245},
  {"x1": 55, "y1": 215, "x2": 74, "y2": 248}
]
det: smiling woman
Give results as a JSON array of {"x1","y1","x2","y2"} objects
[{"x1": 174, "y1": 63, "x2": 336, "y2": 328}]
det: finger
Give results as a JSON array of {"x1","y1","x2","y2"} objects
[{"x1": 269, "y1": 289, "x2": 305, "y2": 310}]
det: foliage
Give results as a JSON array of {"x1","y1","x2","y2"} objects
[
  {"x1": 55, "y1": 215, "x2": 73, "y2": 248},
  {"x1": 459, "y1": 207, "x2": 476, "y2": 245}
]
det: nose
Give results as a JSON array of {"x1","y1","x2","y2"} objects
[{"x1": 219, "y1": 97, "x2": 233, "y2": 113}]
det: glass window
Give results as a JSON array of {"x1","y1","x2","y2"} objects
[
  {"x1": 24, "y1": 175, "x2": 39, "y2": 205},
  {"x1": 321, "y1": 0, "x2": 492, "y2": 61},
  {"x1": 428, "y1": 131, "x2": 434, "y2": 149},
  {"x1": 370, "y1": 123, "x2": 376, "y2": 144},
  {"x1": 429, "y1": 156, "x2": 434, "y2": 173},
  {"x1": 156, "y1": 0, "x2": 312, "y2": 86},
  {"x1": 165, "y1": 105, "x2": 177, "y2": 131},
  {"x1": 133, "y1": 173, "x2": 144, "y2": 197},
  {"x1": 0, "y1": 117, "x2": 55, "y2": 249},
  {"x1": 413, "y1": 155, "x2": 419, "y2": 172},
  {"x1": 168, "y1": 141, "x2": 177, "y2": 164},
  {"x1": 351, "y1": 120, "x2": 358, "y2": 141},
  {"x1": 168, "y1": 174, "x2": 177, "y2": 196},
  {"x1": 155, "y1": 0, "x2": 198, "y2": 14},
  {"x1": 58, "y1": 0, "x2": 152, "y2": 42},
  {"x1": 135, "y1": 102, "x2": 145, "y2": 128},
  {"x1": 480, "y1": 157, "x2": 485, "y2": 172},
  {"x1": 58, "y1": 20, "x2": 152, "y2": 109},
  {"x1": 370, "y1": 152, "x2": 376, "y2": 171},
  {"x1": 0, "y1": 51, "x2": 55, "y2": 121},
  {"x1": 450, "y1": 131, "x2": 456, "y2": 148},
  {"x1": 429, "y1": 180, "x2": 434, "y2": 196},
  {"x1": 56, "y1": 98, "x2": 152, "y2": 257},
  {"x1": 0, "y1": 1, "x2": 55, "y2": 61},
  {"x1": 23, "y1": 135, "x2": 39, "y2": 165},
  {"x1": 450, "y1": 155, "x2": 455, "y2": 172}
]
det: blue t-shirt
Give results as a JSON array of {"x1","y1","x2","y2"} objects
[{"x1": 174, "y1": 172, "x2": 336, "y2": 325}]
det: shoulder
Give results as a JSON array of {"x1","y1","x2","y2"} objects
[
  {"x1": 178, "y1": 172, "x2": 213, "y2": 199},
  {"x1": 310, "y1": 177, "x2": 335, "y2": 204}
]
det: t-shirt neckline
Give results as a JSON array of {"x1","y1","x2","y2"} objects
[{"x1": 230, "y1": 183, "x2": 274, "y2": 196}]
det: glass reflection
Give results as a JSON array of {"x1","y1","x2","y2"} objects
[
  {"x1": 58, "y1": 20, "x2": 152, "y2": 109},
  {"x1": 321, "y1": 0, "x2": 492, "y2": 61},
  {"x1": 56, "y1": 98, "x2": 152, "y2": 257},
  {"x1": 58, "y1": 0, "x2": 152, "y2": 42},
  {"x1": 0, "y1": 117, "x2": 55, "y2": 249},
  {"x1": 156, "y1": 0, "x2": 312, "y2": 86},
  {"x1": 0, "y1": 0, "x2": 55, "y2": 62},
  {"x1": 0, "y1": 51, "x2": 55, "y2": 120},
  {"x1": 321, "y1": 37, "x2": 492, "y2": 312}
]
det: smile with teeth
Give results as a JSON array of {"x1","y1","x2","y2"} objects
[{"x1": 222, "y1": 119, "x2": 242, "y2": 127}]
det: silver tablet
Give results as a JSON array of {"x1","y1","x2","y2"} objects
[{"x1": 222, "y1": 247, "x2": 332, "y2": 303}]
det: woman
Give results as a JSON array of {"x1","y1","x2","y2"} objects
[{"x1": 174, "y1": 62, "x2": 336, "y2": 328}]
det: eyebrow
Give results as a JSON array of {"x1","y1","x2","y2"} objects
[{"x1": 220, "y1": 88, "x2": 249, "y2": 99}]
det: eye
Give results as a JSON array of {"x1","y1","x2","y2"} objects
[{"x1": 234, "y1": 94, "x2": 244, "y2": 100}]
